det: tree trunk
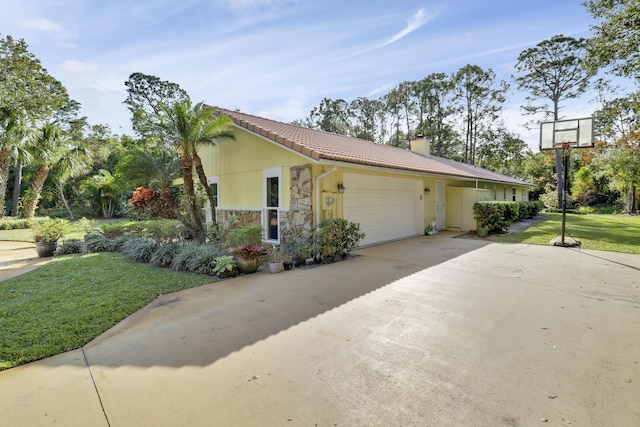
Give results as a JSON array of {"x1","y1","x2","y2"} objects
[
  {"x1": 626, "y1": 183, "x2": 635, "y2": 214},
  {"x1": 0, "y1": 146, "x2": 12, "y2": 218},
  {"x1": 11, "y1": 158, "x2": 22, "y2": 216},
  {"x1": 192, "y1": 152, "x2": 216, "y2": 224},
  {"x1": 20, "y1": 165, "x2": 49, "y2": 219},
  {"x1": 57, "y1": 182, "x2": 74, "y2": 220},
  {"x1": 181, "y1": 153, "x2": 204, "y2": 241}
]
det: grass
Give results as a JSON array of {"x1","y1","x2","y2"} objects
[
  {"x1": 492, "y1": 213, "x2": 640, "y2": 254},
  {"x1": 0, "y1": 252, "x2": 215, "y2": 370},
  {"x1": 0, "y1": 218, "x2": 126, "y2": 242}
]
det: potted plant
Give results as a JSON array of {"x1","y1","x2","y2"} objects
[
  {"x1": 424, "y1": 220, "x2": 438, "y2": 236},
  {"x1": 213, "y1": 255, "x2": 238, "y2": 278},
  {"x1": 33, "y1": 219, "x2": 71, "y2": 257},
  {"x1": 284, "y1": 234, "x2": 314, "y2": 267},
  {"x1": 268, "y1": 245, "x2": 284, "y2": 273},
  {"x1": 234, "y1": 243, "x2": 266, "y2": 274},
  {"x1": 473, "y1": 203, "x2": 493, "y2": 238}
]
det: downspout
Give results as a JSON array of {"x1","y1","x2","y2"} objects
[{"x1": 315, "y1": 166, "x2": 337, "y2": 227}]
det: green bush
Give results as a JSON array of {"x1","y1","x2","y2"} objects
[
  {"x1": 105, "y1": 235, "x2": 136, "y2": 252},
  {"x1": 0, "y1": 218, "x2": 41, "y2": 230},
  {"x1": 55, "y1": 239, "x2": 84, "y2": 255},
  {"x1": 150, "y1": 242, "x2": 183, "y2": 267},
  {"x1": 101, "y1": 220, "x2": 184, "y2": 242},
  {"x1": 224, "y1": 224, "x2": 264, "y2": 248},
  {"x1": 171, "y1": 244, "x2": 223, "y2": 274},
  {"x1": 184, "y1": 245, "x2": 222, "y2": 275},
  {"x1": 213, "y1": 255, "x2": 237, "y2": 276},
  {"x1": 120, "y1": 237, "x2": 160, "y2": 263},
  {"x1": 84, "y1": 231, "x2": 110, "y2": 253},
  {"x1": 33, "y1": 219, "x2": 71, "y2": 243},
  {"x1": 314, "y1": 219, "x2": 365, "y2": 262},
  {"x1": 473, "y1": 201, "x2": 544, "y2": 234}
]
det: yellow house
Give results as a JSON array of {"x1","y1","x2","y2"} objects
[{"x1": 199, "y1": 108, "x2": 534, "y2": 246}]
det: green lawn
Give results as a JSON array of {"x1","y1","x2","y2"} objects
[
  {"x1": 0, "y1": 218, "x2": 126, "y2": 242},
  {"x1": 0, "y1": 252, "x2": 215, "y2": 370},
  {"x1": 492, "y1": 213, "x2": 640, "y2": 254}
]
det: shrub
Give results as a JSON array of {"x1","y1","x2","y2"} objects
[
  {"x1": 150, "y1": 242, "x2": 183, "y2": 267},
  {"x1": 284, "y1": 233, "x2": 314, "y2": 266},
  {"x1": 213, "y1": 255, "x2": 237, "y2": 276},
  {"x1": 120, "y1": 237, "x2": 160, "y2": 263},
  {"x1": 224, "y1": 224, "x2": 264, "y2": 248},
  {"x1": 314, "y1": 219, "x2": 365, "y2": 262},
  {"x1": 171, "y1": 244, "x2": 223, "y2": 274},
  {"x1": 185, "y1": 245, "x2": 222, "y2": 275},
  {"x1": 473, "y1": 201, "x2": 544, "y2": 234},
  {"x1": 55, "y1": 239, "x2": 84, "y2": 255},
  {"x1": 105, "y1": 235, "x2": 136, "y2": 252},
  {"x1": 33, "y1": 219, "x2": 71, "y2": 243},
  {"x1": 101, "y1": 220, "x2": 184, "y2": 242},
  {"x1": 84, "y1": 231, "x2": 110, "y2": 253},
  {"x1": 0, "y1": 218, "x2": 40, "y2": 230}
]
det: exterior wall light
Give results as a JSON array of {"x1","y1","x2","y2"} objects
[
  {"x1": 337, "y1": 183, "x2": 346, "y2": 194},
  {"x1": 424, "y1": 187, "x2": 431, "y2": 195}
]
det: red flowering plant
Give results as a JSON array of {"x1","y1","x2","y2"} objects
[{"x1": 234, "y1": 243, "x2": 267, "y2": 259}]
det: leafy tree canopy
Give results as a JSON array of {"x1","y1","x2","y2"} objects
[
  {"x1": 124, "y1": 72, "x2": 189, "y2": 146},
  {"x1": 584, "y1": 0, "x2": 640, "y2": 79},
  {"x1": 514, "y1": 34, "x2": 593, "y2": 121},
  {"x1": 0, "y1": 34, "x2": 73, "y2": 123}
]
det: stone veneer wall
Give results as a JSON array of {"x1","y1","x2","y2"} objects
[
  {"x1": 217, "y1": 209, "x2": 262, "y2": 229},
  {"x1": 281, "y1": 164, "x2": 313, "y2": 246}
]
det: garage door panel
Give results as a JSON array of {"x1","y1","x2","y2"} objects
[{"x1": 343, "y1": 173, "x2": 421, "y2": 246}]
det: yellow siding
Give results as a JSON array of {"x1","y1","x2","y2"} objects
[
  {"x1": 199, "y1": 127, "x2": 530, "y2": 230},
  {"x1": 199, "y1": 128, "x2": 309, "y2": 209}
]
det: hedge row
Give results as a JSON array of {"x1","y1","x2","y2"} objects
[
  {"x1": 100, "y1": 220, "x2": 185, "y2": 241},
  {"x1": 473, "y1": 201, "x2": 544, "y2": 234},
  {"x1": 0, "y1": 218, "x2": 47, "y2": 230}
]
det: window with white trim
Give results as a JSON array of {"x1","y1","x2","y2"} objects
[{"x1": 263, "y1": 168, "x2": 281, "y2": 242}]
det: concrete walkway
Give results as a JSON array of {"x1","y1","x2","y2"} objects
[
  {"x1": 1, "y1": 234, "x2": 639, "y2": 426},
  {"x1": 0, "y1": 241, "x2": 52, "y2": 281}
]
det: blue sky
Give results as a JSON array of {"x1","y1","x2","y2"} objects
[{"x1": 0, "y1": 0, "x2": 622, "y2": 148}]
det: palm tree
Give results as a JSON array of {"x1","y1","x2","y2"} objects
[
  {"x1": 47, "y1": 143, "x2": 92, "y2": 219},
  {"x1": 81, "y1": 170, "x2": 123, "y2": 218},
  {"x1": 19, "y1": 124, "x2": 65, "y2": 219},
  {"x1": 159, "y1": 100, "x2": 234, "y2": 240},
  {"x1": 0, "y1": 107, "x2": 27, "y2": 217}
]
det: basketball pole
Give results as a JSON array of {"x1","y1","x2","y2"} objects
[{"x1": 560, "y1": 144, "x2": 570, "y2": 247}]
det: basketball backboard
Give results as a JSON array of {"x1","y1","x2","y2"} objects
[{"x1": 540, "y1": 117, "x2": 594, "y2": 150}]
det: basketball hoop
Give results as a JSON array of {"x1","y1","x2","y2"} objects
[
  {"x1": 540, "y1": 117, "x2": 594, "y2": 151},
  {"x1": 539, "y1": 117, "x2": 594, "y2": 247}
]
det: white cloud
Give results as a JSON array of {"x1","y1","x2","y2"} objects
[
  {"x1": 381, "y1": 8, "x2": 432, "y2": 47},
  {"x1": 23, "y1": 17, "x2": 65, "y2": 32},
  {"x1": 60, "y1": 60, "x2": 100, "y2": 74}
]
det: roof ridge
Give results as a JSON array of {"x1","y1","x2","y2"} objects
[{"x1": 216, "y1": 106, "x2": 414, "y2": 153}]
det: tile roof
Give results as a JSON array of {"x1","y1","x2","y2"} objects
[{"x1": 214, "y1": 107, "x2": 533, "y2": 187}]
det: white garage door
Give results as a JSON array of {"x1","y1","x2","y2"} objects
[{"x1": 343, "y1": 173, "x2": 423, "y2": 246}]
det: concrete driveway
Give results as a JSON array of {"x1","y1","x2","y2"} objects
[{"x1": 1, "y1": 233, "x2": 639, "y2": 426}]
